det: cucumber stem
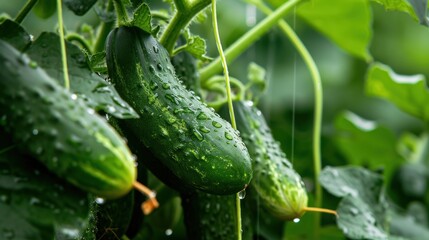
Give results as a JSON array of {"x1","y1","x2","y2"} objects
[
  {"x1": 211, "y1": 1, "x2": 242, "y2": 239},
  {"x1": 112, "y1": 0, "x2": 130, "y2": 26},
  {"x1": 66, "y1": 33, "x2": 92, "y2": 54},
  {"x1": 302, "y1": 206, "x2": 337, "y2": 217},
  {"x1": 57, "y1": 0, "x2": 71, "y2": 90},
  {"x1": 93, "y1": 0, "x2": 115, "y2": 53},
  {"x1": 14, "y1": 0, "x2": 38, "y2": 24},
  {"x1": 132, "y1": 181, "x2": 159, "y2": 215},
  {"x1": 159, "y1": 0, "x2": 211, "y2": 54},
  {"x1": 199, "y1": 0, "x2": 303, "y2": 82}
]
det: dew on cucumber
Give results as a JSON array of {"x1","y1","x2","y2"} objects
[
  {"x1": 212, "y1": 121, "x2": 222, "y2": 128},
  {"x1": 199, "y1": 126, "x2": 210, "y2": 133}
]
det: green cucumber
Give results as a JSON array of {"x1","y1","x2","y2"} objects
[
  {"x1": 106, "y1": 26, "x2": 252, "y2": 195},
  {"x1": 0, "y1": 40, "x2": 136, "y2": 199},
  {"x1": 220, "y1": 100, "x2": 308, "y2": 220}
]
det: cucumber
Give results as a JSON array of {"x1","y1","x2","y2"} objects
[
  {"x1": 171, "y1": 37, "x2": 201, "y2": 96},
  {"x1": 0, "y1": 40, "x2": 136, "y2": 199},
  {"x1": 106, "y1": 26, "x2": 252, "y2": 195},
  {"x1": 220, "y1": 100, "x2": 308, "y2": 220},
  {"x1": 181, "y1": 191, "x2": 239, "y2": 240}
]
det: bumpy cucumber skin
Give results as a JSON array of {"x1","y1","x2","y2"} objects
[
  {"x1": 181, "y1": 191, "x2": 238, "y2": 240},
  {"x1": 0, "y1": 40, "x2": 136, "y2": 199},
  {"x1": 171, "y1": 39, "x2": 201, "y2": 96},
  {"x1": 221, "y1": 101, "x2": 308, "y2": 220},
  {"x1": 106, "y1": 26, "x2": 252, "y2": 195}
]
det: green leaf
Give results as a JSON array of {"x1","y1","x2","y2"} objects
[
  {"x1": 0, "y1": 147, "x2": 92, "y2": 240},
  {"x1": 25, "y1": 32, "x2": 139, "y2": 119},
  {"x1": 64, "y1": 0, "x2": 98, "y2": 16},
  {"x1": 296, "y1": 0, "x2": 372, "y2": 61},
  {"x1": 182, "y1": 30, "x2": 211, "y2": 61},
  {"x1": 336, "y1": 197, "x2": 389, "y2": 239},
  {"x1": 334, "y1": 111, "x2": 403, "y2": 182},
  {"x1": 320, "y1": 166, "x2": 392, "y2": 239},
  {"x1": 374, "y1": 0, "x2": 429, "y2": 26},
  {"x1": 132, "y1": 3, "x2": 152, "y2": 33},
  {"x1": 33, "y1": 0, "x2": 56, "y2": 19},
  {"x1": 88, "y1": 51, "x2": 107, "y2": 73},
  {"x1": 365, "y1": 62, "x2": 429, "y2": 122},
  {"x1": 0, "y1": 19, "x2": 32, "y2": 52}
]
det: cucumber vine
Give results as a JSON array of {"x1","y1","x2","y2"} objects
[
  {"x1": 57, "y1": 0, "x2": 70, "y2": 89},
  {"x1": 160, "y1": 0, "x2": 211, "y2": 54}
]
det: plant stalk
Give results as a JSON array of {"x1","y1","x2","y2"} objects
[
  {"x1": 57, "y1": 0, "x2": 70, "y2": 90},
  {"x1": 93, "y1": 0, "x2": 115, "y2": 53},
  {"x1": 199, "y1": 0, "x2": 303, "y2": 82},
  {"x1": 159, "y1": 0, "x2": 211, "y2": 54},
  {"x1": 211, "y1": 1, "x2": 241, "y2": 239},
  {"x1": 112, "y1": 0, "x2": 130, "y2": 26},
  {"x1": 14, "y1": 0, "x2": 38, "y2": 24}
]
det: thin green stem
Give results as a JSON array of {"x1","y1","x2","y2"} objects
[
  {"x1": 199, "y1": 0, "x2": 303, "y2": 82},
  {"x1": 251, "y1": 1, "x2": 323, "y2": 237},
  {"x1": 66, "y1": 33, "x2": 92, "y2": 54},
  {"x1": 14, "y1": 0, "x2": 38, "y2": 24},
  {"x1": 57, "y1": 0, "x2": 70, "y2": 90},
  {"x1": 112, "y1": 0, "x2": 130, "y2": 26},
  {"x1": 159, "y1": 0, "x2": 211, "y2": 54},
  {"x1": 93, "y1": 0, "x2": 115, "y2": 53},
  {"x1": 211, "y1": 1, "x2": 241, "y2": 239}
]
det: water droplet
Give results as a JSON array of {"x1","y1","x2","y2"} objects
[
  {"x1": 199, "y1": 126, "x2": 210, "y2": 133},
  {"x1": 32, "y1": 129, "x2": 39, "y2": 135},
  {"x1": 152, "y1": 45, "x2": 159, "y2": 53},
  {"x1": 165, "y1": 94, "x2": 178, "y2": 105},
  {"x1": 350, "y1": 207, "x2": 359, "y2": 216},
  {"x1": 149, "y1": 82, "x2": 158, "y2": 91},
  {"x1": 87, "y1": 108, "x2": 95, "y2": 115},
  {"x1": 0, "y1": 195, "x2": 9, "y2": 203},
  {"x1": 225, "y1": 132, "x2": 233, "y2": 140},
  {"x1": 149, "y1": 65, "x2": 156, "y2": 73},
  {"x1": 165, "y1": 229, "x2": 173, "y2": 236},
  {"x1": 157, "y1": 63, "x2": 163, "y2": 71},
  {"x1": 95, "y1": 197, "x2": 105, "y2": 204},
  {"x1": 70, "y1": 94, "x2": 77, "y2": 100},
  {"x1": 197, "y1": 112, "x2": 208, "y2": 120},
  {"x1": 212, "y1": 121, "x2": 222, "y2": 128},
  {"x1": 293, "y1": 218, "x2": 300, "y2": 223},
  {"x1": 193, "y1": 129, "x2": 204, "y2": 141},
  {"x1": 29, "y1": 61, "x2": 38, "y2": 68},
  {"x1": 238, "y1": 189, "x2": 246, "y2": 199},
  {"x1": 162, "y1": 83, "x2": 170, "y2": 89},
  {"x1": 29, "y1": 197, "x2": 41, "y2": 205}
]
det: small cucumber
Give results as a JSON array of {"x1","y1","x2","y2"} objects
[
  {"x1": 0, "y1": 40, "x2": 136, "y2": 199},
  {"x1": 220, "y1": 100, "x2": 308, "y2": 220},
  {"x1": 106, "y1": 26, "x2": 252, "y2": 195}
]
